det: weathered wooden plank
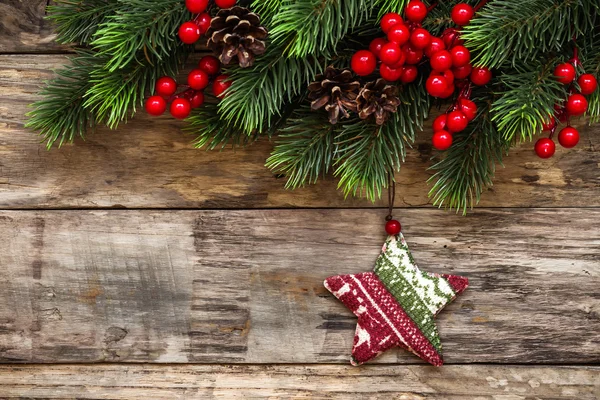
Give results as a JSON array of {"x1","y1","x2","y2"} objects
[
  {"x1": 2, "y1": 55, "x2": 600, "y2": 209},
  {"x1": 0, "y1": 209, "x2": 598, "y2": 364},
  {"x1": 0, "y1": 364, "x2": 598, "y2": 399},
  {"x1": 0, "y1": 1, "x2": 66, "y2": 53}
]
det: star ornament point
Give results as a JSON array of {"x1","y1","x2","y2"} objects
[{"x1": 324, "y1": 233, "x2": 468, "y2": 366}]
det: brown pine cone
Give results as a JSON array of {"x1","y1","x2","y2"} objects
[
  {"x1": 307, "y1": 67, "x2": 360, "y2": 125},
  {"x1": 206, "y1": 6, "x2": 268, "y2": 68},
  {"x1": 356, "y1": 79, "x2": 401, "y2": 125}
]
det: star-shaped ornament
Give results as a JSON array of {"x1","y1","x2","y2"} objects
[{"x1": 324, "y1": 233, "x2": 468, "y2": 366}]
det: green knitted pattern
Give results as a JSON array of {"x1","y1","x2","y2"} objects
[{"x1": 374, "y1": 234, "x2": 456, "y2": 353}]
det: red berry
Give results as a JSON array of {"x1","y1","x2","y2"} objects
[
  {"x1": 403, "y1": 44, "x2": 423, "y2": 65},
  {"x1": 380, "y1": 42, "x2": 403, "y2": 66},
  {"x1": 470, "y1": 66, "x2": 492, "y2": 86},
  {"x1": 458, "y1": 98, "x2": 477, "y2": 121},
  {"x1": 387, "y1": 24, "x2": 410, "y2": 46},
  {"x1": 425, "y1": 36, "x2": 445, "y2": 58},
  {"x1": 432, "y1": 130, "x2": 453, "y2": 150},
  {"x1": 442, "y1": 69, "x2": 454, "y2": 84},
  {"x1": 426, "y1": 75, "x2": 448, "y2": 97},
  {"x1": 385, "y1": 219, "x2": 402, "y2": 236},
  {"x1": 440, "y1": 83, "x2": 456, "y2": 99},
  {"x1": 155, "y1": 76, "x2": 177, "y2": 97},
  {"x1": 566, "y1": 93, "x2": 588, "y2": 116},
  {"x1": 213, "y1": 74, "x2": 232, "y2": 98},
  {"x1": 446, "y1": 110, "x2": 469, "y2": 132},
  {"x1": 558, "y1": 126, "x2": 580, "y2": 148},
  {"x1": 400, "y1": 65, "x2": 418, "y2": 83},
  {"x1": 555, "y1": 104, "x2": 568, "y2": 123},
  {"x1": 430, "y1": 50, "x2": 453, "y2": 71},
  {"x1": 452, "y1": 64, "x2": 472, "y2": 80},
  {"x1": 195, "y1": 12, "x2": 212, "y2": 34},
  {"x1": 369, "y1": 38, "x2": 388, "y2": 58},
  {"x1": 190, "y1": 92, "x2": 205, "y2": 108},
  {"x1": 433, "y1": 114, "x2": 447, "y2": 131},
  {"x1": 450, "y1": 45, "x2": 470, "y2": 67},
  {"x1": 390, "y1": 51, "x2": 406, "y2": 68},
  {"x1": 145, "y1": 96, "x2": 167, "y2": 116},
  {"x1": 405, "y1": 0, "x2": 428, "y2": 23},
  {"x1": 451, "y1": 3, "x2": 474, "y2": 26},
  {"x1": 186, "y1": 0, "x2": 209, "y2": 13},
  {"x1": 553, "y1": 63, "x2": 576, "y2": 85},
  {"x1": 351, "y1": 50, "x2": 377, "y2": 76},
  {"x1": 198, "y1": 55, "x2": 220, "y2": 76},
  {"x1": 534, "y1": 138, "x2": 556, "y2": 158},
  {"x1": 541, "y1": 117, "x2": 557, "y2": 132},
  {"x1": 178, "y1": 21, "x2": 201, "y2": 44},
  {"x1": 170, "y1": 98, "x2": 192, "y2": 119},
  {"x1": 381, "y1": 13, "x2": 403, "y2": 34},
  {"x1": 410, "y1": 28, "x2": 431, "y2": 49},
  {"x1": 442, "y1": 28, "x2": 463, "y2": 48},
  {"x1": 214, "y1": 0, "x2": 236, "y2": 8},
  {"x1": 380, "y1": 64, "x2": 403, "y2": 82},
  {"x1": 578, "y1": 74, "x2": 598, "y2": 95},
  {"x1": 188, "y1": 69, "x2": 210, "y2": 90}
]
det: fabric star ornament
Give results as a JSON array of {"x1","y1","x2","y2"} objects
[{"x1": 324, "y1": 233, "x2": 468, "y2": 366}]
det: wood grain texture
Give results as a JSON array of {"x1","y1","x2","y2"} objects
[
  {"x1": 0, "y1": 364, "x2": 598, "y2": 399},
  {"x1": 0, "y1": 208, "x2": 598, "y2": 364},
  {"x1": 0, "y1": 1, "x2": 66, "y2": 53},
  {"x1": 1, "y1": 54, "x2": 600, "y2": 209}
]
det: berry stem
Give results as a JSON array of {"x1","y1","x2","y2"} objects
[
  {"x1": 474, "y1": 0, "x2": 488, "y2": 12},
  {"x1": 427, "y1": 2, "x2": 438, "y2": 12}
]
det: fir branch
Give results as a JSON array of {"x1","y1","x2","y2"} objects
[
  {"x1": 187, "y1": 103, "x2": 259, "y2": 149},
  {"x1": 47, "y1": 0, "x2": 119, "y2": 45}
]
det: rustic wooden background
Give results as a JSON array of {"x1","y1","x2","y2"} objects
[{"x1": 0, "y1": 1, "x2": 599, "y2": 398}]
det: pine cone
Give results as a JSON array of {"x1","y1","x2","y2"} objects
[
  {"x1": 206, "y1": 6, "x2": 268, "y2": 69},
  {"x1": 356, "y1": 79, "x2": 401, "y2": 125},
  {"x1": 307, "y1": 67, "x2": 360, "y2": 125}
]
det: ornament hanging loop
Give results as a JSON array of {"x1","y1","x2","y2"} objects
[{"x1": 386, "y1": 171, "x2": 396, "y2": 221}]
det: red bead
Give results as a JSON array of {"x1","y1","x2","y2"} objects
[
  {"x1": 451, "y1": 3, "x2": 474, "y2": 26},
  {"x1": 450, "y1": 45, "x2": 470, "y2": 67},
  {"x1": 410, "y1": 28, "x2": 431, "y2": 49},
  {"x1": 565, "y1": 93, "x2": 588, "y2": 116},
  {"x1": 188, "y1": 69, "x2": 210, "y2": 90},
  {"x1": 155, "y1": 76, "x2": 177, "y2": 97},
  {"x1": 426, "y1": 75, "x2": 448, "y2": 97},
  {"x1": 405, "y1": 0, "x2": 428, "y2": 23},
  {"x1": 195, "y1": 13, "x2": 212, "y2": 34},
  {"x1": 170, "y1": 98, "x2": 192, "y2": 119},
  {"x1": 541, "y1": 117, "x2": 557, "y2": 132},
  {"x1": 369, "y1": 38, "x2": 388, "y2": 58},
  {"x1": 186, "y1": 0, "x2": 209, "y2": 13},
  {"x1": 425, "y1": 36, "x2": 445, "y2": 58},
  {"x1": 432, "y1": 130, "x2": 453, "y2": 150},
  {"x1": 351, "y1": 50, "x2": 377, "y2": 76},
  {"x1": 213, "y1": 74, "x2": 232, "y2": 98},
  {"x1": 446, "y1": 110, "x2": 468, "y2": 132},
  {"x1": 379, "y1": 42, "x2": 403, "y2": 66},
  {"x1": 400, "y1": 65, "x2": 418, "y2": 83},
  {"x1": 534, "y1": 138, "x2": 555, "y2": 158},
  {"x1": 433, "y1": 114, "x2": 447, "y2": 131},
  {"x1": 178, "y1": 21, "x2": 201, "y2": 44},
  {"x1": 452, "y1": 64, "x2": 472, "y2": 80},
  {"x1": 380, "y1": 64, "x2": 403, "y2": 82},
  {"x1": 578, "y1": 74, "x2": 598, "y2": 95},
  {"x1": 385, "y1": 219, "x2": 402, "y2": 236},
  {"x1": 458, "y1": 98, "x2": 477, "y2": 121},
  {"x1": 470, "y1": 66, "x2": 492, "y2": 86},
  {"x1": 198, "y1": 55, "x2": 220, "y2": 76},
  {"x1": 381, "y1": 13, "x2": 403, "y2": 34},
  {"x1": 145, "y1": 96, "x2": 167, "y2": 116},
  {"x1": 403, "y1": 44, "x2": 423, "y2": 65},
  {"x1": 558, "y1": 126, "x2": 580, "y2": 148},
  {"x1": 554, "y1": 63, "x2": 576, "y2": 85},
  {"x1": 214, "y1": 0, "x2": 236, "y2": 8},
  {"x1": 387, "y1": 24, "x2": 410, "y2": 46},
  {"x1": 430, "y1": 50, "x2": 453, "y2": 71},
  {"x1": 190, "y1": 92, "x2": 205, "y2": 108}
]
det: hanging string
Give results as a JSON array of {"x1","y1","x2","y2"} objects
[{"x1": 386, "y1": 171, "x2": 396, "y2": 221}]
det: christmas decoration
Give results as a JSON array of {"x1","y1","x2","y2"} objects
[{"x1": 25, "y1": 0, "x2": 600, "y2": 213}]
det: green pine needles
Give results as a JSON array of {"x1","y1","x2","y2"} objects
[{"x1": 27, "y1": 0, "x2": 600, "y2": 213}]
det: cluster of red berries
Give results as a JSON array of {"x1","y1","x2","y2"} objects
[
  {"x1": 178, "y1": 0, "x2": 236, "y2": 45},
  {"x1": 431, "y1": 93, "x2": 478, "y2": 150},
  {"x1": 144, "y1": 55, "x2": 231, "y2": 119},
  {"x1": 534, "y1": 58, "x2": 598, "y2": 159}
]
